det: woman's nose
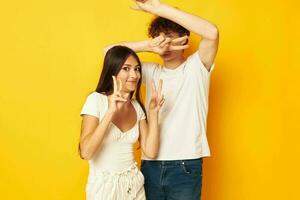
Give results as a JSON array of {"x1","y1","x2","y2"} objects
[{"x1": 129, "y1": 70, "x2": 138, "y2": 78}]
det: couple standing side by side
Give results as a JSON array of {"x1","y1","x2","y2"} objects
[{"x1": 79, "y1": 0, "x2": 219, "y2": 200}]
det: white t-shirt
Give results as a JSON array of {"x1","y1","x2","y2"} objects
[{"x1": 142, "y1": 52, "x2": 214, "y2": 160}]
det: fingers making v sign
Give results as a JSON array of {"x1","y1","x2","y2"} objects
[
  {"x1": 107, "y1": 76, "x2": 129, "y2": 114},
  {"x1": 149, "y1": 79, "x2": 165, "y2": 112},
  {"x1": 149, "y1": 35, "x2": 189, "y2": 55}
]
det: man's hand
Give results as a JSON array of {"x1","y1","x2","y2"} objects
[
  {"x1": 148, "y1": 35, "x2": 189, "y2": 55},
  {"x1": 131, "y1": 0, "x2": 162, "y2": 14}
]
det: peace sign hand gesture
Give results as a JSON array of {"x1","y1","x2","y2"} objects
[
  {"x1": 107, "y1": 76, "x2": 128, "y2": 114},
  {"x1": 149, "y1": 35, "x2": 189, "y2": 55},
  {"x1": 149, "y1": 79, "x2": 165, "y2": 113}
]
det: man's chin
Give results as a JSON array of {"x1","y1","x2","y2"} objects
[{"x1": 161, "y1": 54, "x2": 174, "y2": 61}]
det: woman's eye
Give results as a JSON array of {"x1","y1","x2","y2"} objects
[
  {"x1": 122, "y1": 67, "x2": 130, "y2": 71},
  {"x1": 135, "y1": 67, "x2": 140, "y2": 71}
]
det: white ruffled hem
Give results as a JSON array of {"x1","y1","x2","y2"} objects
[{"x1": 86, "y1": 163, "x2": 145, "y2": 200}]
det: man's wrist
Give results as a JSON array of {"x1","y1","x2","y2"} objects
[
  {"x1": 152, "y1": 3, "x2": 168, "y2": 16},
  {"x1": 144, "y1": 39, "x2": 154, "y2": 53}
]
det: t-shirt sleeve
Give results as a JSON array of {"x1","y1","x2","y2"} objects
[
  {"x1": 141, "y1": 62, "x2": 157, "y2": 84},
  {"x1": 186, "y1": 52, "x2": 215, "y2": 77},
  {"x1": 80, "y1": 93, "x2": 101, "y2": 118}
]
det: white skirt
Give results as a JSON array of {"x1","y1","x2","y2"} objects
[{"x1": 86, "y1": 163, "x2": 145, "y2": 200}]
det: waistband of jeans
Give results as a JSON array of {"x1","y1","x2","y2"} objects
[{"x1": 142, "y1": 158, "x2": 202, "y2": 166}]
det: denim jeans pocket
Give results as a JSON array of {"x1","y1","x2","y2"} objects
[{"x1": 180, "y1": 161, "x2": 202, "y2": 177}]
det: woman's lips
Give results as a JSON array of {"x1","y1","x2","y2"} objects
[{"x1": 127, "y1": 80, "x2": 137, "y2": 83}]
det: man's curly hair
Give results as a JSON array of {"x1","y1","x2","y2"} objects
[{"x1": 148, "y1": 17, "x2": 190, "y2": 38}]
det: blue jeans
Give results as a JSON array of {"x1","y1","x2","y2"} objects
[{"x1": 141, "y1": 158, "x2": 203, "y2": 200}]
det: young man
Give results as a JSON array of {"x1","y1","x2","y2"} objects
[{"x1": 104, "y1": 0, "x2": 219, "y2": 199}]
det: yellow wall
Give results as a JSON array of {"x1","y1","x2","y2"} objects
[{"x1": 1, "y1": 0, "x2": 299, "y2": 199}]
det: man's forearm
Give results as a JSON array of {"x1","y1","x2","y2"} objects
[
  {"x1": 104, "y1": 40, "x2": 152, "y2": 55},
  {"x1": 153, "y1": 3, "x2": 218, "y2": 40}
]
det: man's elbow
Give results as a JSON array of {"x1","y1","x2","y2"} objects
[
  {"x1": 209, "y1": 25, "x2": 219, "y2": 41},
  {"x1": 104, "y1": 45, "x2": 117, "y2": 56},
  {"x1": 103, "y1": 47, "x2": 110, "y2": 56}
]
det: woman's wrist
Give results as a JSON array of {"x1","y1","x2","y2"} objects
[
  {"x1": 148, "y1": 109, "x2": 159, "y2": 118},
  {"x1": 105, "y1": 109, "x2": 115, "y2": 119}
]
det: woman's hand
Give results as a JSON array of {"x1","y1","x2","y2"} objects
[
  {"x1": 107, "y1": 76, "x2": 128, "y2": 114},
  {"x1": 149, "y1": 79, "x2": 165, "y2": 112}
]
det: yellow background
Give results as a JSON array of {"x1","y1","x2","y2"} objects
[{"x1": 1, "y1": 0, "x2": 299, "y2": 199}]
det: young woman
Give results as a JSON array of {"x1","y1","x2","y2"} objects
[{"x1": 79, "y1": 45, "x2": 164, "y2": 200}]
